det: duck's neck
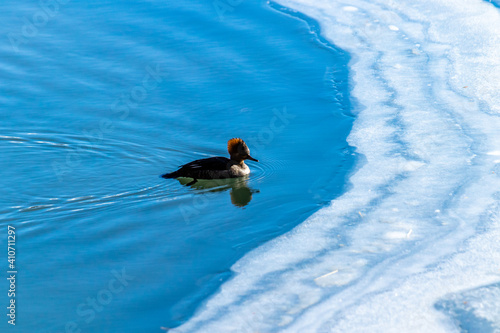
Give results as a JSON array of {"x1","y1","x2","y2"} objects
[{"x1": 230, "y1": 156, "x2": 245, "y2": 166}]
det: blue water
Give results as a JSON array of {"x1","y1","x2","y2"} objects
[
  {"x1": 0, "y1": 0, "x2": 354, "y2": 331},
  {"x1": 489, "y1": 0, "x2": 500, "y2": 9}
]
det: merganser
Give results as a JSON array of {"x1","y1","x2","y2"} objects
[{"x1": 162, "y1": 138, "x2": 258, "y2": 185}]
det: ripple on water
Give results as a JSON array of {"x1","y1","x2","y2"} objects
[
  {"x1": 250, "y1": 157, "x2": 288, "y2": 182},
  {"x1": 11, "y1": 182, "x2": 180, "y2": 225}
]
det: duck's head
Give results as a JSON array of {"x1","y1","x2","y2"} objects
[{"x1": 227, "y1": 138, "x2": 258, "y2": 163}]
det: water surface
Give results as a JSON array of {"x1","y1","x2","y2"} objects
[{"x1": 0, "y1": 0, "x2": 354, "y2": 331}]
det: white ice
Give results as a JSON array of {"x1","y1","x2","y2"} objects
[{"x1": 173, "y1": 0, "x2": 500, "y2": 332}]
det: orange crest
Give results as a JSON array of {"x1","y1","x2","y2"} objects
[{"x1": 227, "y1": 138, "x2": 245, "y2": 154}]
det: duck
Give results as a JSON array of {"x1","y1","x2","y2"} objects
[{"x1": 162, "y1": 138, "x2": 258, "y2": 185}]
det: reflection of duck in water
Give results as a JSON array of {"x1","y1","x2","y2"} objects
[
  {"x1": 177, "y1": 176, "x2": 258, "y2": 207},
  {"x1": 162, "y1": 138, "x2": 258, "y2": 186}
]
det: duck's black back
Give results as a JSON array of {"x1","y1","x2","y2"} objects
[{"x1": 162, "y1": 157, "x2": 231, "y2": 179}]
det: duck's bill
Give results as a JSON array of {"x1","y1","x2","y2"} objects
[{"x1": 246, "y1": 155, "x2": 259, "y2": 162}]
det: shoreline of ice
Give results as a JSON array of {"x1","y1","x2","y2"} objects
[{"x1": 174, "y1": 0, "x2": 500, "y2": 331}]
